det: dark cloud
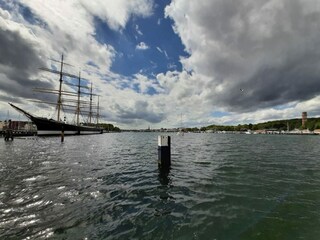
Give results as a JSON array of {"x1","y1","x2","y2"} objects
[
  {"x1": 0, "y1": 29, "x2": 41, "y2": 70},
  {"x1": 167, "y1": 0, "x2": 320, "y2": 113},
  {"x1": 216, "y1": 54, "x2": 320, "y2": 112},
  {"x1": 0, "y1": 26, "x2": 54, "y2": 102},
  {"x1": 0, "y1": 95, "x2": 24, "y2": 104}
]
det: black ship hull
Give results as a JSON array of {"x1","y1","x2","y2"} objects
[{"x1": 9, "y1": 103, "x2": 103, "y2": 136}]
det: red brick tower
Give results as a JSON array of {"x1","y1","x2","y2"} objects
[{"x1": 302, "y1": 112, "x2": 307, "y2": 128}]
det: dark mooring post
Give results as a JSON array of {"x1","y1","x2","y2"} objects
[
  {"x1": 158, "y1": 135, "x2": 171, "y2": 169},
  {"x1": 61, "y1": 125, "x2": 64, "y2": 142},
  {"x1": 4, "y1": 119, "x2": 14, "y2": 141}
]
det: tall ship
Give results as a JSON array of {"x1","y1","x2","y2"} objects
[{"x1": 9, "y1": 55, "x2": 103, "y2": 136}]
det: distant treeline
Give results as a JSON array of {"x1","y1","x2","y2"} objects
[
  {"x1": 201, "y1": 118, "x2": 320, "y2": 132},
  {"x1": 99, "y1": 123, "x2": 121, "y2": 132},
  {"x1": 85, "y1": 123, "x2": 121, "y2": 132}
]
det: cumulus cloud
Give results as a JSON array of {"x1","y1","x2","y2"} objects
[
  {"x1": 135, "y1": 24, "x2": 143, "y2": 35},
  {"x1": 18, "y1": 0, "x2": 116, "y2": 71},
  {"x1": 112, "y1": 100, "x2": 165, "y2": 124},
  {"x1": 0, "y1": 1, "x2": 155, "y2": 127},
  {"x1": 136, "y1": 42, "x2": 149, "y2": 50},
  {"x1": 2, "y1": 0, "x2": 320, "y2": 129},
  {"x1": 156, "y1": 47, "x2": 163, "y2": 53},
  {"x1": 80, "y1": 0, "x2": 153, "y2": 30},
  {"x1": 0, "y1": 8, "x2": 53, "y2": 102},
  {"x1": 156, "y1": 46, "x2": 169, "y2": 59},
  {"x1": 0, "y1": 2, "x2": 180, "y2": 128},
  {"x1": 165, "y1": 0, "x2": 320, "y2": 113}
]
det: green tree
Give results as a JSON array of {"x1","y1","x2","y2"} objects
[{"x1": 315, "y1": 122, "x2": 320, "y2": 129}]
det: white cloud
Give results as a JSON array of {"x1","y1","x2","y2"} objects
[
  {"x1": 156, "y1": 46, "x2": 169, "y2": 59},
  {"x1": 164, "y1": 50, "x2": 169, "y2": 59},
  {"x1": 135, "y1": 24, "x2": 143, "y2": 35},
  {"x1": 164, "y1": 0, "x2": 320, "y2": 122},
  {"x1": 0, "y1": 1, "x2": 155, "y2": 128},
  {"x1": 3, "y1": 0, "x2": 320, "y2": 129},
  {"x1": 156, "y1": 46, "x2": 163, "y2": 53},
  {"x1": 80, "y1": 0, "x2": 153, "y2": 30},
  {"x1": 0, "y1": 8, "x2": 10, "y2": 19},
  {"x1": 136, "y1": 42, "x2": 149, "y2": 50}
]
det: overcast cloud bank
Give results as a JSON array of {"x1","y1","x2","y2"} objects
[{"x1": 1, "y1": 0, "x2": 320, "y2": 128}]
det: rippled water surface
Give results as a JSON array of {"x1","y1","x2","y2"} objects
[{"x1": 1, "y1": 133, "x2": 320, "y2": 239}]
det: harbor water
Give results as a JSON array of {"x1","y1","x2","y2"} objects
[{"x1": 1, "y1": 133, "x2": 320, "y2": 239}]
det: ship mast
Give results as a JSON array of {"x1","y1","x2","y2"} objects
[
  {"x1": 96, "y1": 96, "x2": 100, "y2": 125},
  {"x1": 36, "y1": 56, "x2": 100, "y2": 125},
  {"x1": 57, "y1": 54, "x2": 64, "y2": 121},
  {"x1": 89, "y1": 82, "x2": 93, "y2": 124},
  {"x1": 77, "y1": 71, "x2": 81, "y2": 126}
]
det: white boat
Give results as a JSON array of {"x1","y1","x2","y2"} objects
[{"x1": 177, "y1": 129, "x2": 184, "y2": 136}]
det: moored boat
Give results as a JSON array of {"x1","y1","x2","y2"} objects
[
  {"x1": 9, "y1": 55, "x2": 103, "y2": 136},
  {"x1": 9, "y1": 103, "x2": 103, "y2": 136}
]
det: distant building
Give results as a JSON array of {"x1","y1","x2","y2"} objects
[
  {"x1": 1, "y1": 120, "x2": 36, "y2": 131},
  {"x1": 302, "y1": 112, "x2": 307, "y2": 128},
  {"x1": 254, "y1": 129, "x2": 266, "y2": 134},
  {"x1": 0, "y1": 121, "x2": 5, "y2": 130}
]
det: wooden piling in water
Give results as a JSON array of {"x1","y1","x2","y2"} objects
[
  {"x1": 4, "y1": 119, "x2": 14, "y2": 141},
  {"x1": 61, "y1": 126, "x2": 64, "y2": 142},
  {"x1": 158, "y1": 135, "x2": 171, "y2": 169}
]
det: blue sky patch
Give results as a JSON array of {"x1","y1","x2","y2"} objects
[
  {"x1": 93, "y1": 0, "x2": 188, "y2": 78},
  {"x1": 273, "y1": 103, "x2": 297, "y2": 110},
  {"x1": 211, "y1": 111, "x2": 230, "y2": 118}
]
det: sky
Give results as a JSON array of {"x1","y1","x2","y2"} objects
[{"x1": 1, "y1": 0, "x2": 320, "y2": 129}]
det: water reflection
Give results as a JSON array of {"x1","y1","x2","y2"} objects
[{"x1": 158, "y1": 167, "x2": 170, "y2": 186}]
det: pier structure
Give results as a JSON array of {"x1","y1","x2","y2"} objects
[{"x1": 1, "y1": 120, "x2": 37, "y2": 138}]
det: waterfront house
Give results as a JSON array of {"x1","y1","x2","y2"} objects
[{"x1": 254, "y1": 129, "x2": 266, "y2": 134}]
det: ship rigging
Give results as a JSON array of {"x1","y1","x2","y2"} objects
[{"x1": 9, "y1": 55, "x2": 103, "y2": 135}]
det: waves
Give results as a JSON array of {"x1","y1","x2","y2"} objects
[{"x1": 1, "y1": 133, "x2": 320, "y2": 239}]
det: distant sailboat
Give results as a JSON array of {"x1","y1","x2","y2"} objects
[
  {"x1": 177, "y1": 113, "x2": 184, "y2": 136},
  {"x1": 177, "y1": 130, "x2": 184, "y2": 136}
]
